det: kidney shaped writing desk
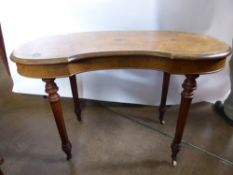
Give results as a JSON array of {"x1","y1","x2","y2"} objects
[{"x1": 10, "y1": 31, "x2": 232, "y2": 166}]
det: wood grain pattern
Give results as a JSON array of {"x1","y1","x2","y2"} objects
[
  {"x1": 10, "y1": 31, "x2": 231, "y2": 78},
  {"x1": 11, "y1": 31, "x2": 231, "y2": 65}
]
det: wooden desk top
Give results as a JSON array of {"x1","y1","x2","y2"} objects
[
  {"x1": 11, "y1": 31, "x2": 231, "y2": 65},
  {"x1": 10, "y1": 31, "x2": 232, "y2": 78}
]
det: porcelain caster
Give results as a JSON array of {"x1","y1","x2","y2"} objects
[
  {"x1": 161, "y1": 120, "x2": 165, "y2": 125},
  {"x1": 172, "y1": 160, "x2": 177, "y2": 167}
]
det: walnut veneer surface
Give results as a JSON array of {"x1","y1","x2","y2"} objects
[{"x1": 11, "y1": 31, "x2": 231, "y2": 78}]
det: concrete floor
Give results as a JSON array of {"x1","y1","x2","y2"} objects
[{"x1": 0, "y1": 60, "x2": 233, "y2": 174}]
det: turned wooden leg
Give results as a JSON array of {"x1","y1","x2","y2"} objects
[
  {"x1": 159, "y1": 72, "x2": 171, "y2": 124},
  {"x1": 69, "y1": 75, "x2": 82, "y2": 121},
  {"x1": 171, "y1": 74, "x2": 199, "y2": 166},
  {"x1": 43, "y1": 78, "x2": 72, "y2": 160}
]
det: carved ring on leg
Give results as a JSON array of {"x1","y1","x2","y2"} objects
[
  {"x1": 171, "y1": 74, "x2": 199, "y2": 166},
  {"x1": 43, "y1": 78, "x2": 72, "y2": 160}
]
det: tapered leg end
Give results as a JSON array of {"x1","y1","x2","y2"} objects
[
  {"x1": 171, "y1": 142, "x2": 180, "y2": 166},
  {"x1": 62, "y1": 142, "x2": 72, "y2": 160},
  {"x1": 75, "y1": 109, "x2": 82, "y2": 122},
  {"x1": 159, "y1": 109, "x2": 166, "y2": 125}
]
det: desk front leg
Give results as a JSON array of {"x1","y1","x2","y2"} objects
[
  {"x1": 42, "y1": 78, "x2": 72, "y2": 160},
  {"x1": 171, "y1": 74, "x2": 199, "y2": 166}
]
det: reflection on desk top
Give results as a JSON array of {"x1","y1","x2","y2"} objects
[{"x1": 10, "y1": 31, "x2": 232, "y2": 65}]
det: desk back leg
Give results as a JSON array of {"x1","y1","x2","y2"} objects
[
  {"x1": 69, "y1": 75, "x2": 82, "y2": 121},
  {"x1": 159, "y1": 72, "x2": 171, "y2": 124},
  {"x1": 171, "y1": 74, "x2": 199, "y2": 166},
  {"x1": 43, "y1": 78, "x2": 72, "y2": 160}
]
